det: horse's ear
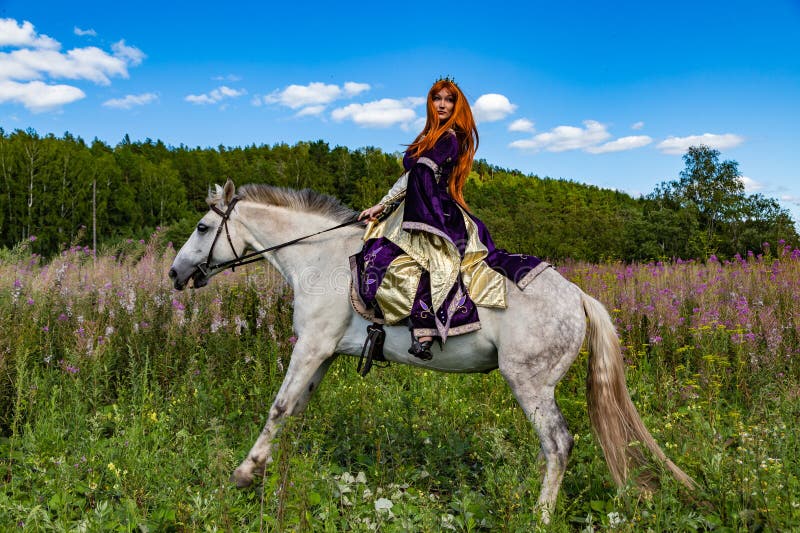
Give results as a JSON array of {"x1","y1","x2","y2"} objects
[{"x1": 223, "y1": 179, "x2": 236, "y2": 204}]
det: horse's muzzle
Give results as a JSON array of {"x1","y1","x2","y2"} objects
[
  {"x1": 169, "y1": 267, "x2": 208, "y2": 290},
  {"x1": 168, "y1": 267, "x2": 187, "y2": 290}
]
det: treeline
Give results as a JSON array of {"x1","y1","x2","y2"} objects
[
  {"x1": 469, "y1": 147, "x2": 799, "y2": 261},
  {"x1": 0, "y1": 128, "x2": 796, "y2": 261}
]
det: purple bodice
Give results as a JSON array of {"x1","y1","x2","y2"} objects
[{"x1": 401, "y1": 133, "x2": 469, "y2": 254}]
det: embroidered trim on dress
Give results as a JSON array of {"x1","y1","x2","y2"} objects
[
  {"x1": 401, "y1": 221, "x2": 453, "y2": 245},
  {"x1": 349, "y1": 255, "x2": 385, "y2": 324},
  {"x1": 417, "y1": 157, "x2": 442, "y2": 183},
  {"x1": 416, "y1": 157, "x2": 439, "y2": 172},
  {"x1": 433, "y1": 284, "x2": 468, "y2": 343},
  {"x1": 413, "y1": 321, "x2": 481, "y2": 339},
  {"x1": 379, "y1": 171, "x2": 409, "y2": 206},
  {"x1": 380, "y1": 189, "x2": 406, "y2": 208}
]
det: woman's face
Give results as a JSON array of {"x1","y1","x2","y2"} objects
[{"x1": 432, "y1": 88, "x2": 455, "y2": 121}]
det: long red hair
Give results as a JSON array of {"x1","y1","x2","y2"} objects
[{"x1": 407, "y1": 80, "x2": 479, "y2": 210}]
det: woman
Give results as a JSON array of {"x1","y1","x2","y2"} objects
[{"x1": 350, "y1": 79, "x2": 549, "y2": 360}]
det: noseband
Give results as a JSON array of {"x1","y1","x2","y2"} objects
[{"x1": 197, "y1": 197, "x2": 241, "y2": 278}]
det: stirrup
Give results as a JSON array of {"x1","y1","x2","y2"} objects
[
  {"x1": 358, "y1": 323, "x2": 386, "y2": 377},
  {"x1": 408, "y1": 337, "x2": 433, "y2": 361}
]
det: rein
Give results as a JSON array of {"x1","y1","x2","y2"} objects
[{"x1": 196, "y1": 196, "x2": 362, "y2": 277}]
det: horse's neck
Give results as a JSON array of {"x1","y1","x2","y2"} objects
[{"x1": 238, "y1": 203, "x2": 361, "y2": 288}]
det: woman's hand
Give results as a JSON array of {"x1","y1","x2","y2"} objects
[{"x1": 358, "y1": 204, "x2": 385, "y2": 222}]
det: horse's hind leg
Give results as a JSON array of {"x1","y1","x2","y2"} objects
[
  {"x1": 500, "y1": 369, "x2": 574, "y2": 524},
  {"x1": 231, "y1": 344, "x2": 337, "y2": 488}
]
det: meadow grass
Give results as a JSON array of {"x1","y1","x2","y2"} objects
[{"x1": 1, "y1": 235, "x2": 799, "y2": 531}]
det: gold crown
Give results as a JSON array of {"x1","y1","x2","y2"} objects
[{"x1": 435, "y1": 75, "x2": 457, "y2": 84}]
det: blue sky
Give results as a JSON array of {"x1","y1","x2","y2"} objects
[{"x1": 2, "y1": 0, "x2": 799, "y2": 225}]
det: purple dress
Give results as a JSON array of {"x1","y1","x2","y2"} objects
[{"x1": 350, "y1": 131, "x2": 549, "y2": 341}]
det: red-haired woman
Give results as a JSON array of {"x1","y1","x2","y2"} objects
[{"x1": 351, "y1": 79, "x2": 548, "y2": 360}]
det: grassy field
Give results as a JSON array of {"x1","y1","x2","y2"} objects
[{"x1": 1, "y1": 234, "x2": 799, "y2": 531}]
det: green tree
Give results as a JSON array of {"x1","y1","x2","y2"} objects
[{"x1": 646, "y1": 145, "x2": 798, "y2": 258}]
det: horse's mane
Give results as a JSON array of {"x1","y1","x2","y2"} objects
[{"x1": 207, "y1": 183, "x2": 358, "y2": 223}]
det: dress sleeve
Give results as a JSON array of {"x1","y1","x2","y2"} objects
[
  {"x1": 402, "y1": 133, "x2": 459, "y2": 235},
  {"x1": 379, "y1": 171, "x2": 408, "y2": 206}
]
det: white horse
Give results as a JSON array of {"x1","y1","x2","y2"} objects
[{"x1": 168, "y1": 180, "x2": 695, "y2": 522}]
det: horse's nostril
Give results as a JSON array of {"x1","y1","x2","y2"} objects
[{"x1": 168, "y1": 268, "x2": 177, "y2": 279}]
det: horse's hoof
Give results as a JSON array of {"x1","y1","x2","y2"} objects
[
  {"x1": 230, "y1": 468, "x2": 253, "y2": 488},
  {"x1": 538, "y1": 505, "x2": 552, "y2": 525}
]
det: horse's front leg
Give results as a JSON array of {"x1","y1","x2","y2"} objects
[{"x1": 231, "y1": 340, "x2": 337, "y2": 488}]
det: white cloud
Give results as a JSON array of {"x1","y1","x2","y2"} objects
[
  {"x1": 0, "y1": 18, "x2": 59, "y2": 49},
  {"x1": 739, "y1": 176, "x2": 763, "y2": 193},
  {"x1": 0, "y1": 47, "x2": 130, "y2": 85},
  {"x1": 780, "y1": 194, "x2": 800, "y2": 204},
  {"x1": 508, "y1": 118, "x2": 535, "y2": 133},
  {"x1": 103, "y1": 92, "x2": 158, "y2": 109},
  {"x1": 263, "y1": 80, "x2": 370, "y2": 110},
  {"x1": 631, "y1": 121, "x2": 645, "y2": 130},
  {"x1": 74, "y1": 27, "x2": 97, "y2": 37},
  {"x1": 186, "y1": 94, "x2": 212, "y2": 104},
  {"x1": 218, "y1": 86, "x2": 244, "y2": 98},
  {"x1": 185, "y1": 85, "x2": 246, "y2": 105},
  {"x1": 331, "y1": 97, "x2": 421, "y2": 128},
  {"x1": 344, "y1": 81, "x2": 370, "y2": 96},
  {"x1": 295, "y1": 105, "x2": 326, "y2": 117},
  {"x1": 510, "y1": 120, "x2": 612, "y2": 152},
  {"x1": 111, "y1": 40, "x2": 145, "y2": 66},
  {"x1": 0, "y1": 22, "x2": 141, "y2": 86},
  {"x1": 0, "y1": 80, "x2": 85, "y2": 112},
  {"x1": 0, "y1": 19, "x2": 144, "y2": 112},
  {"x1": 472, "y1": 93, "x2": 516, "y2": 122},
  {"x1": 586, "y1": 135, "x2": 653, "y2": 154},
  {"x1": 656, "y1": 133, "x2": 744, "y2": 155},
  {"x1": 213, "y1": 74, "x2": 242, "y2": 82},
  {"x1": 266, "y1": 82, "x2": 341, "y2": 108},
  {"x1": 511, "y1": 121, "x2": 653, "y2": 154}
]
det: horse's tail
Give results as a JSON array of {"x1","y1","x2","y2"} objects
[{"x1": 581, "y1": 292, "x2": 696, "y2": 491}]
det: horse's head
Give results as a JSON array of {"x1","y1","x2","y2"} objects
[{"x1": 169, "y1": 179, "x2": 248, "y2": 290}]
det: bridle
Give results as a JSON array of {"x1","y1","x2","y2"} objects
[
  {"x1": 196, "y1": 197, "x2": 242, "y2": 278},
  {"x1": 195, "y1": 196, "x2": 362, "y2": 278}
]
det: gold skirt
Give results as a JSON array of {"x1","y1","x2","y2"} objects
[{"x1": 361, "y1": 200, "x2": 508, "y2": 325}]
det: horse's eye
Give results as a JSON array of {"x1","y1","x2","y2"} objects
[{"x1": 197, "y1": 223, "x2": 209, "y2": 234}]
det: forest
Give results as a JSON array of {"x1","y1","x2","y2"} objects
[{"x1": 1, "y1": 127, "x2": 797, "y2": 261}]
